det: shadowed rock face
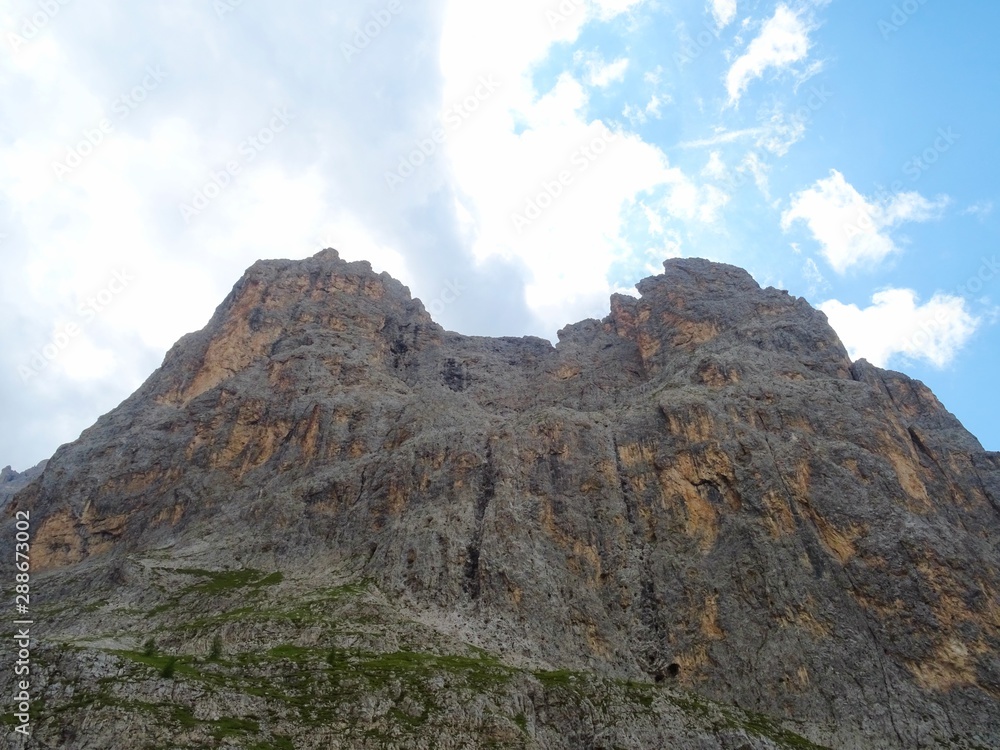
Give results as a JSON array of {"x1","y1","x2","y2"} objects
[
  {"x1": 0, "y1": 460, "x2": 46, "y2": 513},
  {"x1": 7, "y1": 249, "x2": 1000, "y2": 749}
]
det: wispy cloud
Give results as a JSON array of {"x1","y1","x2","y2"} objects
[
  {"x1": 962, "y1": 200, "x2": 994, "y2": 221},
  {"x1": 679, "y1": 127, "x2": 765, "y2": 149},
  {"x1": 725, "y1": 4, "x2": 814, "y2": 105},
  {"x1": 802, "y1": 256, "x2": 827, "y2": 295},
  {"x1": 623, "y1": 94, "x2": 666, "y2": 125}
]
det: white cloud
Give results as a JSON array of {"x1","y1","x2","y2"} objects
[
  {"x1": 623, "y1": 94, "x2": 666, "y2": 125},
  {"x1": 821, "y1": 289, "x2": 979, "y2": 368},
  {"x1": 739, "y1": 151, "x2": 771, "y2": 198},
  {"x1": 445, "y1": 81, "x2": 678, "y2": 331},
  {"x1": 645, "y1": 94, "x2": 665, "y2": 118},
  {"x1": 962, "y1": 200, "x2": 994, "y2": 221},
  {"x1": 781, "y1": 170, "x2": 949, "y2": 274},
  {"x1": 702, "y1": 151, "x2": 726, "y2": 179},
  {"x1": 581, "y1": 55, "x2": 630, "y2": 88},
  {"x1": 437, "y1": 0, "x2": 700, "y2": 334},
  {"x1": 801, "y1": 256, "x2": 827, "y2": 297},
  {"x1": 725, "y1": 5, "x2": 812, "y2": 105},
  {"x1": 309, "y1": 211, "x2": 410, "y2": 283},
  {"x1": 754, "y1": 104, "x2": 809, "y2": 156},
  {"x1": 1, "y1": 1, "x2": 500, "y2": 469},
  {"x1": 658, "y1": 177, "x2": 730, "y2": 224},
  {"x1": 803, "y1": 257, "x2": 825, "y2": 285},
  {"x1": 593, "y1": 0, "x2": 646, "y2": 20},
  {"x1": 3, "y1": 0, "x2": 685, "y2": 470},
  {"x1": 710, "y1": 0, "x2": 738, "y2": 29}
]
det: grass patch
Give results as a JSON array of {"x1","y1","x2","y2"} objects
[
  {"x1": 667, "y1": 691, "x2": 714, "y2": 720},
  {"x1": 145, "y1": 575, "x2": 365, "y2": 632},
  {"x1": 145, "y1": 601, "x2": 177, "y2": 618},
  {"x1": 171, "y1": 705, "x2": 199, "y2": 729},
  {"x1": 175, "y1": 568, "x2": 281, "y2": 593},
  {"x1": 532, "y1": 669, "x2": 584, "y2": 690},
  {"x1": 83, "y1": 632, "x2": 835, "y2": 749},
  {"x1": 326, "y1": 580, "x2": 370, "y2": 599},
  {"x1": 269, "y1": 644, "x2": 312, "y2": 660},
  {"x1": 179, "y1": 605, "x2": 260, "y2": 630},
  {"x1": 253, "y1": 738, "x2": 293, "y2": 750},
  {"x1": 668, "y1": 689, "x2": 829, "y2": 749},
  {"x1": 359, "y1": 649, "x2": 513, "y2": 691},
  {"x1": 46, "y1": 690, "x2": 266, "y2": 743},
  {"x1": 110, "y1": 650, "x2": 198, "y2": 679},
  {"x1": 212, "y1": 716, "x2": 260, "y2": 739},
  {"x1": 622, "y1": 680, "x2": 656, "y2": 709},
  {"x1": 389, "y1": 705, "x2": 430, "y2": 729},
  {"x1": 169, "y1": 706, "x2": 260, "y2": 739},
  {"x1": 140, "y1": 569, "x2": 285, "y2": 622},
  {"x1": 160, "y1": 656, "x2": 177, "y2": 678},
  {"x1": 735, "y1": 711, "x2": 830, "y2": 749}
]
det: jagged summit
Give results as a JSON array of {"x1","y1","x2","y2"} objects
[
  {"x1": 0, "y1": 459, "x2": 46, "y2": 511},
  {"x1": 5, "y1": 249, "x2": 999, "y2": 749}
]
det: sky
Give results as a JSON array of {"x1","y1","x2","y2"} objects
[{"x1": 1, "y1": 0, "x2": 998, "y2": 470}]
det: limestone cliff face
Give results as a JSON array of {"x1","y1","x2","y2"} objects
[
  {"x1": 0, "y1": 461, "x2": 45, "y2": 513},
  {"x1": 7, "y1": 249, "x2": 1000, "y2": 749}
]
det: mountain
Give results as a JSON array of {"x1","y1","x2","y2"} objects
[
  {"x1": 4, "y1": 249, "x2": 999, "y2": 749},
  {"x1": 0, "y1": 461, "x2": 46, "y2": 514}
]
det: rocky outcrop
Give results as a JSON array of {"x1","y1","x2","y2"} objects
[
  {"x1": 6, "y1": 249, "x2": 999, "y2": 749},
  {"x1": 0, "y1": 460, "x2": 46, "y2": 513}
]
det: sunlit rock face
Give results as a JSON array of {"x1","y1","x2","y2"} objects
[{"x1": 7, "y1": 249, "x2": 999, "y2": 749}]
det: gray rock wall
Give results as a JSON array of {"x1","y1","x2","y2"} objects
[{"x1": 5, "y1": 249, "x2": 998, "y2": 749}]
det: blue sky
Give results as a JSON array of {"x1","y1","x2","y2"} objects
[{"x1": 1, "y1": 0, "x2": 997, "y2": 470}]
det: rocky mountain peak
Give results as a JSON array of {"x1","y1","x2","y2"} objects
[
  {"x1": 0, "y1": 459, "x2": 46, "y2": 512},
  {"x1": 5, "y1": 250, "x2": 998, "y2": 749}
]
